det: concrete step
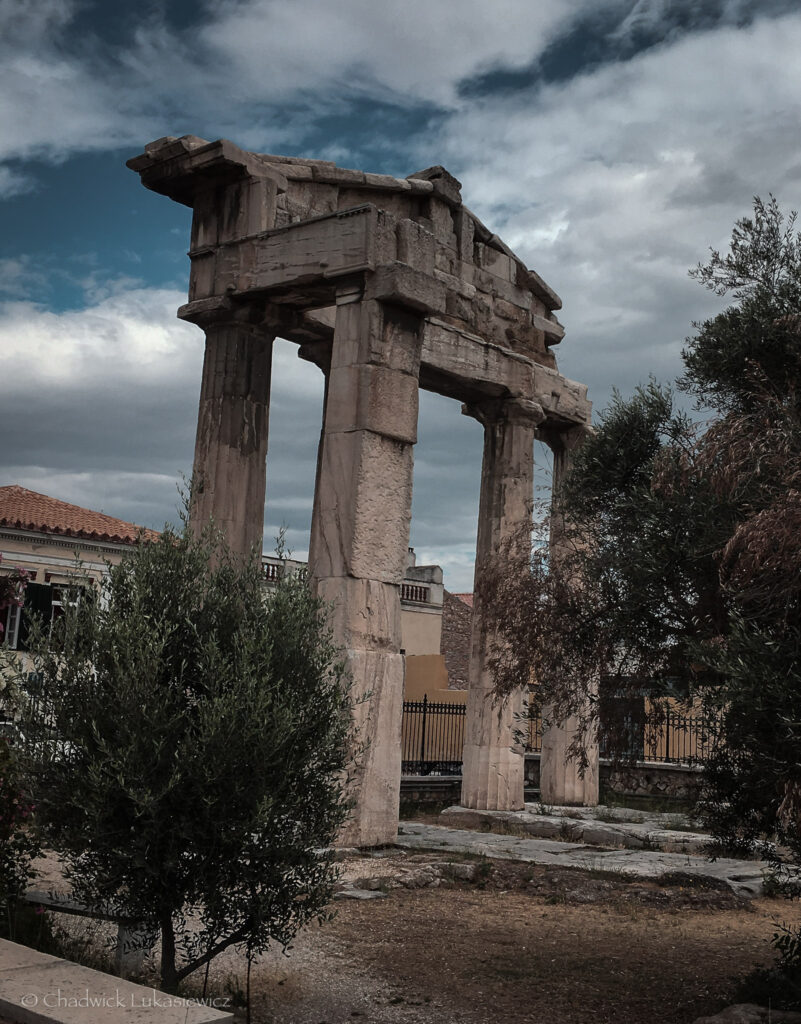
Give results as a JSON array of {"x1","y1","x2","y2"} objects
[{"x1": 0, "y1": 939, "x2": 233, "y2": 1024}]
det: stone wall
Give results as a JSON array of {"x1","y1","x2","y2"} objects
[{"x1": 523, "y1": 754, "x2": 703, "y2": 807}]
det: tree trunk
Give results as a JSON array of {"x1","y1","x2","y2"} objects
[{"x1": 159, "y1": 910, "x2": 179, "y2": 994}]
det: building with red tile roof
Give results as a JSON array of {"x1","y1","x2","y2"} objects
[
  {"x1": 0, "y1": 485, "x2": 157, "y2": 653},
  {"x1": 0, "y1": 485, "x2": 158, "y2": 544}
]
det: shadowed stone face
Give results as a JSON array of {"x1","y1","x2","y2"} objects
[{"x1": 128, "y1": 134, "x2": 596, "y2": 845}]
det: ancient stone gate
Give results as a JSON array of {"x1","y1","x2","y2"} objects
[{"x1": 128, "y1": 135, "x2": 598, "y2": 846}]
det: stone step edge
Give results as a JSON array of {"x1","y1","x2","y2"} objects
[
  {"x1": 439, "y1": 805, "x2": 711, "y2": 854},
  {"x1": 0, "y1": 938, "x2": 234, "y2": 1024}
]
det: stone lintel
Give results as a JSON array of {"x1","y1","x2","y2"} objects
[
  {"x1": 365, "y1": 263, "x2": 446, "y2": 315},
  {"x1": 178, "y1": 294, "x2": 264, "y2": 328},
  {"x1": 532, "y1": 310, "x2": 565, "y2": 344},
  {"x1": 527, "y1": 267, "x2": 562, "y2": 311},
  {"x1": 461, "y1": 395, "x2": 546, "y2": 428},
  {"x1": 297, "y1": 338, "x2": 333, "y2": 373},
  {"x1": 421, "y1": 319, "x2": 590, "y2": 424}
]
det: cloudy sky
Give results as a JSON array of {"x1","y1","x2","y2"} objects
[{"x1": 1, "y1": 0, "x2": 799, "y2": 590}]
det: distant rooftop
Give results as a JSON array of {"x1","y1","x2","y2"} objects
[
  {"x1": 453, "y1": 593, "x2": 474, "y2": 609},
  {"x1": 0, "y1": 485, "x2": 158, "y2": 545}
]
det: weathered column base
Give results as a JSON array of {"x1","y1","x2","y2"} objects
[
  {"x1": 539, "y1": 713, "x2": 599, "y2": 806},
  {"x1": 461, "y1": 689, "x2": 525, "y2": 811},
  {"x1": 337, "y1": 649, "x2": 404, "y2": 848}
]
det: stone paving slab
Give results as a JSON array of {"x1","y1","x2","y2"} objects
[
  {"x1": 396, "y1": 823, "x2": 768, "y2": 897},
  {"x1": 440, "y1": 804, "x2": 713, "y2": 854},
  {"x1": 0, "y1": 939, "x2": 233, "y2": 1024}
]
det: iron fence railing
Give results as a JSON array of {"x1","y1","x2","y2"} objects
[
  {"x1": 643, "y1": 709, "x2": 720, "y2": 764},
  {"x1": 401, "y1": 697, "x2": 720, "y2": 775},
  {"x1": 401, "y1": 696, "x2": 465, "y2": 776}
]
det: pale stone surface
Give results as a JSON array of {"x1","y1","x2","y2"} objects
[
  {"x1": 315, "y1": 577, "x2": 402, "y2": 651},
  {"x1": 539, "y1": 427, "x2": 600, "y2": 806},
  {"x1": 309, "y1": 427, "x2": 414, "y2": 584},
  {"x1": 439, "y1": 805, "x2": 713, "y2": 855},
  {"x1": 0, "y1": 939, "x2": 233, "y2": 1024},
  {"x1": 309, "y1": 293, "x2": 421, "y2": 845},
  {"x1": 188, "y1": 320, "x2": 273, "y2": 561},
  {"x1": 693, "y1": 1006, "x2": 801, "y2": 1024},
  {"x1": 323, "y1": 362, "x2": 419, "y2": 444},
  {"x1": 461, "y1": 398, "x2": 542, "y2": 812},
  {"x1": 395, "y1": 823, "x2": 769, "y2": 897},
  {"x1": 338, "y1": 649, "x2": 405, "y2": 848},
  {"x1": 539, "y1": 708, "x2": 599, "y2": 806}
]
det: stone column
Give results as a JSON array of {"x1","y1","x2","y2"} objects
[
  {"x1": 308, "y1": 287, "x2": 422, "y2": 847},
  {"x1": 461, "y1": 396, "x2": 544, "y2": 811},
  {"x1": 189, "y1": 314, "x2": 274, "y2": 560},
  {"x1": 539, "y1": 428, "x2": 599, "y2": 806}
]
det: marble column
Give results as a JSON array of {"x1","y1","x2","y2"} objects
[
  {"x1": 308, "y1": 288, "x2": 422, "y2": 847},
  {"x1": 189, "y1": 315, "x2": 274, "y2": 560},
  {"x1": 539, "y1": 428, "x2": 599, "y2": 806},
  {"x1": 461, "y1": 396, "x2": 544, "y2": 811}
]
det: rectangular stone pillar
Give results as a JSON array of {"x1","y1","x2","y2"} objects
[
  {"x1": 539, "y1": 430, "x2": 599, "y2": 806},
  {"x1": 461, "y1": 397, "x2": 543, "y2": 811},
  {"x1": 309, "y1": 290, "x2": 422, "y2": 847},
  {"x1": 190, "y1": 318, "x2": 273, "y2": 560}
]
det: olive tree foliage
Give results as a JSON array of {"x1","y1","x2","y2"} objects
[
  {"x1": 0, "y1": 560, "x2": 38, "y2": 924},
  {"x1": 13, "y1": 522, "x2": 354, "y2": 994},
  {"x1": 479, "y1": 196, "x2": 801, "y2": 860}
]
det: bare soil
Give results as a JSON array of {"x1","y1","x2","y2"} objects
[
  {"x1": 196, "y1": 852, "x2": 801, "y2": 1024},
  {"x1": 27, "y1": 849, "x2": 800, "y2": 1024}
]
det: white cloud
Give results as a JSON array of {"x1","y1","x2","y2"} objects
[
  {"x1": 0, "y1": 287, "x2": 197, "y2": 387},
  {"x1": 428, "y1": 12, "x2": 801, "y2": 403},
  {"x1": 196, "y1": 0, "x2": 599, "y2": 107},
  {"x1": 0, "y1": 0, "x2": 604, "y2": 168}
]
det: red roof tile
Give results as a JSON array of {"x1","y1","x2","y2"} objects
[
  {"x1": 453, "y1": 592, "x2": 474, "y2": 609},
  {"x1": 0, "y1": 485, "x2": 159, "y2": 545}
]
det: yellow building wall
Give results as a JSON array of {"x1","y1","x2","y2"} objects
[
  {"x1": 404, "y1": 653, "x2": 466, "y2": 704},
  {"x1": 401, "y1": 607, "x2": 442, "y2": 656}
]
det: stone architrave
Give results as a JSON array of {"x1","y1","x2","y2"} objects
[
  {"x1": 127, "y1": 135, "x2": 596, "y2": 844},
  {"x1": 539, "y1": 428, "x2": 600, "y2": 806},
  {"x1": 461, "y1": 397, "x2": 544, "y2": 811}
]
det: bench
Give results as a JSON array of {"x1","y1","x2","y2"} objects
[{"x1": 21, "y1": 890, "x2": 152, "y2": 976}]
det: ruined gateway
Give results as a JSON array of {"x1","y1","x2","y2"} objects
[{"x1": 128, "y1": 135, "x2": 599, "y2": 847}]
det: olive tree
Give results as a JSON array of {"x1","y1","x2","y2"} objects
[{"x1": 15, "y1": 522, "x2": 353, "y2": 996}]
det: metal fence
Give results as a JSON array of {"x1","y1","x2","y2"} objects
[
  {"x1": 401, "y1": 697, "x2": 719, "y2": 774},
  {"x1": 642, "y1": 709, "x2": 719, "y2": 764},
  {"x1": 401, "y1": 697, "x2": 465, "y2": 776}
]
